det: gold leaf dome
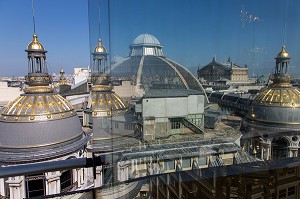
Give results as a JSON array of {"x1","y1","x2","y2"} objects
[
  {"x1": 276, "y1": 45, "x2": 289, "y2": 59},
  {"x1": 94, "y1": 39, "x2": 107, "y2": 53},
  {"x1": 252, "y1": 86, "x2": 300, "y2": 107},
  {"x1": 27, "y1": 34, "x2": 45, "y2": 51},
  {"x1": 0, "y1": 93, "x2": 76, "y2": 122},
  {"x1": 0, "y1": 92, "x2": 86, "y2": 154},
  {"x1": 247, "y1": 80, "x2": 300, "y2": 125},
  {"x1": 90, "y1": 91, "x2": 129, "y2": 117}
]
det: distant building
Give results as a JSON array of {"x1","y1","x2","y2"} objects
[
  {"x1": 197, "y1": 57, "x2": 249, "y2": 84},
  {"x1": 73, "y1": 67, "x2": 90, "y2": 85},
  {"x1": 0, "y1": 81, "x2": 22, "y2": 107}
]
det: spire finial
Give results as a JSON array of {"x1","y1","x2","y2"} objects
[
  {"x1": 283, "y1": 18, "x2": 287, "y2": 46},
  {"x1": 98, "y1": 3, "x2": 101, "y2": 38},
  {"x1": 32, "y1": 0, "x2": 36, "y2": 34}
]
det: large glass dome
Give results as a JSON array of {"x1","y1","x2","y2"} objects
[{"x1": 111, "y1": 34, "x2": 205, "y2": 93}]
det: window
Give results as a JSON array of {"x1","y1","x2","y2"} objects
[
  {"x1": 125, "y1": 123, "x2": 134, "y2": 130},
  {"x1": 164, "y1": 160, "x2": 175, "y2": 170},
  {"x1": 60, "y1": 170, "x2": 73, "y2": 192},
  {"x1": 182, "y1": 158, "x2": 191, "y2": 168},
  {"x1": 279, "y1": 189, "x2": 286, "y2": 198},
  {"x1": 25, "y1": 174, "x2": 45, "y2": 198},
  {"x1": 171, "y1": 121, "x2": 180, "y2": 129},
  {"x1": 288, "y1": 186, "x2": 295, "y2": 196}
]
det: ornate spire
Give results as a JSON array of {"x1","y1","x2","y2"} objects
[
  {"x1": 24, "y1": 34, "x2": 53, "y2": 93},
  {"x1": 91, "y1": 38, "x2": 109, "y2": 89},
  {"x1": 270, "y1": 45, "x2": 291, "y2": 87},
  {"x1": 59, "y1": 68, "x2": 66, "y2": 85}
]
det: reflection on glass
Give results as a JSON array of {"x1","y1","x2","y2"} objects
[{"x1": 1, "y1": 0, "x2": 300, "y2": 199}]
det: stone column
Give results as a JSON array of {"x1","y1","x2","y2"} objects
[
  {"x1": 0, "y1": 178, "x2": 6, "y2": 197},
  {"x1": 94, "y1": 166, "x2": 102, "y2": 188},
  {"x1": 260, "y1": 144, "x2": 264, "y2": 160},
  {"x1": 45, "y1": 172, "x2": 61, "y2": 195},
  {"x1": 6, "y1": 176, "x2": 25, "y2": 199},
  {"x1": 126, "y1": 163, "x2": 129, "y2": 181},
  {"x1": 85, "y1": 151, "x2": 94, "y2": 183},
  {"x1": 79, "y1": 168, "x2": 85, "y2": 186},
  {"x1": 288, "y1": 147, "x2": 298, "y2": 158},
  {"x1": 265, "y1": 139, "x2": 272, "y2": 160}
]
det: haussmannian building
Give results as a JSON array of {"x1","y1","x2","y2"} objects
[{"x1": 197, "y1": 57, "x2": 249, "y2": 84}]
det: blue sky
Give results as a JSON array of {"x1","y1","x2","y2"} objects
[{"x1": 1, "y1": 0, "x2": 300, "y2": 76}]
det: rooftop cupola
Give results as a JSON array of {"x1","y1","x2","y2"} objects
[
  {"x1": 275, "y1": 45, "x2": 290, "y2": 74},
  {"x1": 91, "y1": 38, "x2": 109, "y2": 86},
  {"x1": 129, "y1": 33, "x2": 164, "y2": 57},
  {"x1": 59, "y1": 68, "x2": 67, "y2": 85},
  {"x1": 25, "y1": 34, "x2": 53, "y2": 93},
  {"x1": 271, "y1": 45, "x2": 291, "y2": 86}
]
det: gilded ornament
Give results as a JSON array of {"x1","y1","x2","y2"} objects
[{"x1": 37, "y1": 102, "x2": 44, "y2": 108}]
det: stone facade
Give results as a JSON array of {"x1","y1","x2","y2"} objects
[{"x1": 197, "y1": 57, "x2": 248, "y2": 83}]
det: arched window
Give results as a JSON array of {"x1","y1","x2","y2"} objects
[{"x1": 272, "y1": 137, "x2": 288, "y2": 160}]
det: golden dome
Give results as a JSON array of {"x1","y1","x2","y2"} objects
[
  {"x1": 0, "y1": 93, "x2": 76, "y2": 122},
  {"x1": 27, "y1": 34, "x2": 45, "y2": 51},
  {"x1": 247, "y1": 85, "x2": 300, "y2": 125},
  {"x1": 94, "y1": 39, "x2": 107, "y2": 53},
  {"x1": 252, "y1": 86, "x2": 300, "y2": 107},
  {"x1": 276, "y1": 45, "x2": 289, "y2": 59},
  {"x1": 90, "y1": 91, "x2": 129, "y2": 117}
]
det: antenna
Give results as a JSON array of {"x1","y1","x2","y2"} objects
[
  {"x1": 98, "y1": 3, "x2": 101, "y2": 38},
  {"x1": 283, "y1": 18, "x2": 287, "y2": 46},
  {"x1": 32, "y1": 0, "x2": 36, "y2": 34}
]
